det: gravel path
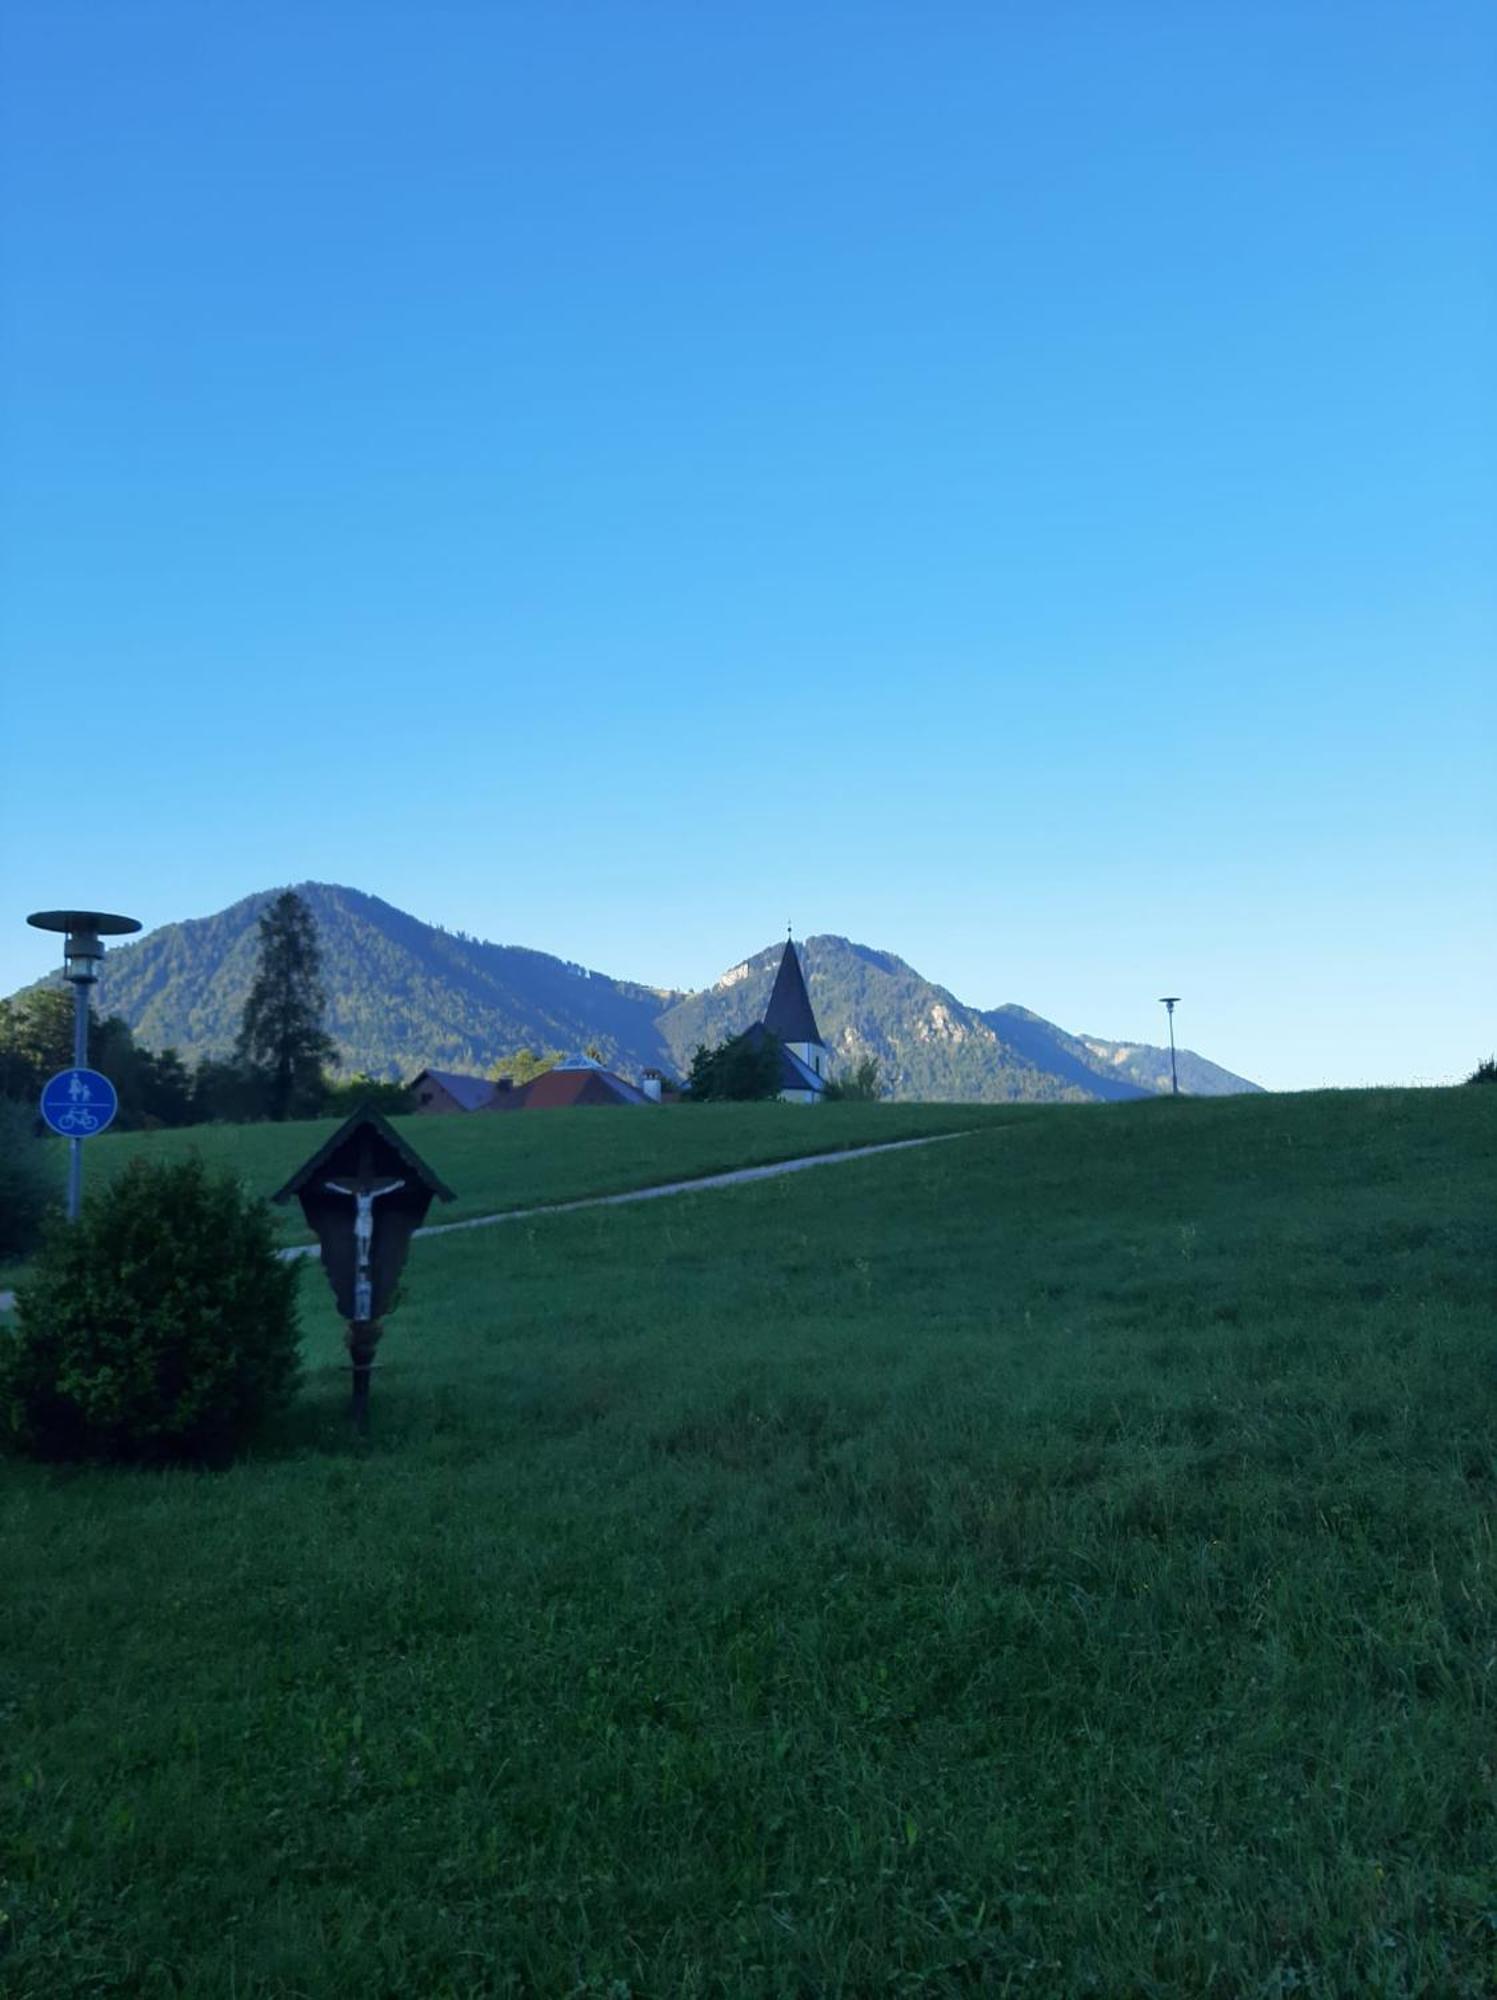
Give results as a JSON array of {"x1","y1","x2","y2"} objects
[
  {"x1": 276, "y1": 1128, "x2": 974, "y2": 1264},
  {"x1": 0, "y1": 1131, "x2": 975, "y2": 1309}
]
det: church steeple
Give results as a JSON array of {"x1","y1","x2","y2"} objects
[{"x1": 763, "y1": 938, "x2": 823, "y2": 1050}]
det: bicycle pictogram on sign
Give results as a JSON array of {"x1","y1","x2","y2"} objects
[{"x1": 39, "y1": 1067, "x2": 118, "y2": 1139}]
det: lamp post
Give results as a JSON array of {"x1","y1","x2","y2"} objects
[
  {"x1": 26, "y1": 908, "x2": 142, "y2": 1218},
  {"x1": 1158, "y1": 996, "x2": 1181, "y2": 1097}
]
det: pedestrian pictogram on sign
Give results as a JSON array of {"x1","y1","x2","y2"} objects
[{"x1": 39, "y1": 1068, "x2": 119, "y2": 1139}]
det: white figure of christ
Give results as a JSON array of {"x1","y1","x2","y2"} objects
[{"x1": 323, "y1": 1177, "x2": 406, "y2": 1321}]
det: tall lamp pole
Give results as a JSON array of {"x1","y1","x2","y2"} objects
[
  {"x1": 1159, "y1": 996, "x2": 1181, "y2": 1097},
  {"x1": 26, "y1": 909, "x2": 142, "y2": 1218}
]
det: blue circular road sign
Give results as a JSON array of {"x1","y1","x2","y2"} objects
[{"x1": 40, "y1": 1067, "x2": 119, "y2": 1138}]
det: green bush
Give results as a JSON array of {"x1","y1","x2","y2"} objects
[
  {"x1": 825, "y1": 1056, "x2": 883, "y2": 1102},
  {"x1": 321, "y1": 1072, "x2": 412, "y2": 1118},
  {"x1": 0, "y1": 1156, "x2": 301, "y2": 1463},
  {"x1": 686, "y1": 1031, "x2": 783, "y2": 1101},
  {"x1": 0, "y1": 1097, "x2": 59, "y2": 1259},
  {"x1": 1465, "y1": 1058, "x2": 1497, "y2": 1086}
]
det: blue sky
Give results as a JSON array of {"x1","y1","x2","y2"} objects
[{"x1": 2, "y1": 3, "x2": 1492, "y2": 1089}]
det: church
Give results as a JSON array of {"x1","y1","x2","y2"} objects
[{"x1": 738, "y1": 938, "x2": 831, "y2": 1104}]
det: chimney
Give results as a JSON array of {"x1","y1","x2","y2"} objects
[{"x1": 641, "y1": 1069, "x2": 663, "y2": 1104}]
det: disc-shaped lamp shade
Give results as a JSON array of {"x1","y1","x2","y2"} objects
[{"x1": 28, "y1": 909, "x2": 142, "y2": 985}]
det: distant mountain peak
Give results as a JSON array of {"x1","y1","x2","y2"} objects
[{"x1": 12, "y1": 885, "x2": 1261, "y2": 1104}]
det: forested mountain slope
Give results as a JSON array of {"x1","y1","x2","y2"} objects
[
  {"x1": 88, "y1": 885, "x2": 680, "y2": 1081},
  {"x1": 978, "y1": 1005, "x2": 1263, "y2": 1099},
  {"x1": 15, "y1": 884, "x2": 1261, "y2": 1101},
  {"x1": 660, "y1": 940, "x2": 1096, "y2": 1103}
]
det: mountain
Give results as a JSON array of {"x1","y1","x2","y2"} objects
[
  {"x1": 973, "y1": 1004, "x2": 1154, "y2": 1103},
  {"x1": 33, "y1": 883, "x2": 1261, "y2": 1102},
  {"x1": 88, "y1": 885, "x2": 683, "y2": 1082},
  {"x1": 660, "y1": 940, "x2": 1102, "y2": 1103},
  {"x1": 978, "y1": 1005, "x2": 1254, "y2": 1102}
]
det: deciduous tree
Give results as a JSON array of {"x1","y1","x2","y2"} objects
[
  {"x1": 488, "y1": 1048, "x2": 562, "y2": 1086},
  {"x1": 0, "y1": 987, "x2": 75, "y2": 1099},
  {"x1": 825, "y1": 1056, "x2": 882, "y2": 1101},
  {"x1": 687, "y1": 1031, "x2": 783, "y2": 1102}
]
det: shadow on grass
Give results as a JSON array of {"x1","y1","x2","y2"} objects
[
  {"x1": 254, "y1": 1362, "x2": 505, "y2": 1461},
  {"x1": 256, "y1": 1369, "x2": 403, "y2": 1461}
]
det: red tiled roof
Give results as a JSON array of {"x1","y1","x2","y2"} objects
[{"x1": 488, "y1": 1066, "x2": 652, "y2": 1111}]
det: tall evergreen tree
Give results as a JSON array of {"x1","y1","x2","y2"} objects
[{"x1": 234, "y1": 892, "x2": 338, "y2": 1120}]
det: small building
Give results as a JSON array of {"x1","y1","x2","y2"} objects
[
  {"x1": 755, "y1": 939, "x2": 831, "y2": 1103},
  {"x1": 488, "y1": 1052, "x2": 656, "y2": 1112},
  {"x1": 407, "y1": 1068, "x2": 497, "y2": 1115}
]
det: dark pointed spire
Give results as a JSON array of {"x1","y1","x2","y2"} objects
[{"x1": 763, "y1": 938, "x2": 822, "y2": 1047}]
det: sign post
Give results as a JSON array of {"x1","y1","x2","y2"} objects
[
  {"x1": 39, "y1": 1068, "x2": 120, "y2": 1214},
  {"x1": 26, "y1": 908, "x2": 141, "y2": 1219}
]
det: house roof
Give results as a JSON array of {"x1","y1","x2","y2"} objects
[
  {"x1": 740, "y1": 1020, "x2": 828, "y2": 1095},
  {"x1": 777, "y1": 1043, "x2": 826, "y2": 1094},
  {"x1": 272, "y1": 1108, "x2": 456, "y2": 1204},
  {"x1": 762, "y1": 940, "x2": 823, "y2": 1047},
  {"x1": 489, "y1": 1064, "x2": 653, "y2": 1111},
  {"x1": 409, "y1": 1068, "x2": 496, "y2": 1112}
]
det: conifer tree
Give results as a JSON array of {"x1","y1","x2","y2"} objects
[{"x1": 234, "y1": 891, "x2": 338, "y2": 1120}]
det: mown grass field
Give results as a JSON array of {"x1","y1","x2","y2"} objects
[
  {"x1": 3, "y1": 1086, "x2": 1495, "y2": 1996},
  {"x1": 18, "y1": 1099, "x2": 1008, "y2": 1252}
]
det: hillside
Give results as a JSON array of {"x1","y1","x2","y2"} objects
[
  {"x1": 88, "y1": 885, "x2": 682, "y2": 1082},
  {"x1": 34, "y1": 883, "x2": 1260, "y2": 1102}
]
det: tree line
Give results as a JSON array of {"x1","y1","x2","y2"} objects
[
  {"x1": 685, "y1": 1033, "x2": 881, "y2": 1102},
  {"x1": 0, "y1": 891, "x2": 405, "y2": 1131}
]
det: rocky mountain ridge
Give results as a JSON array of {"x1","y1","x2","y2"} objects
[{"x1": 18, "y1": 883, "x2": 1261, "y2": 1103}]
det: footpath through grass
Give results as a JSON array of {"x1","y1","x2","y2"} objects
[
  {"x1": 3, "y1": 1086, "x2": 1496, "y2": 1995},
  {"x1": 27, "y1": 1098, "x2": 1005, "y2": 1251}
]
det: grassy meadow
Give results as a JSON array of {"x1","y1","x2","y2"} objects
[
  {"x1": 2, "y1": 1085, "x2": 1496, "y2": 1995},
  {"x1": 17, "y1": 1098, "x2": 1007, "y2": 1253}
]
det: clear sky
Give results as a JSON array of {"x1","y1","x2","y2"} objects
[{"x1": 2, "y1": 3, "x2": 1492, "y2": 1090}]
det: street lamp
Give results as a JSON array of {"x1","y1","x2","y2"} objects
[
  {"x1": 26, "y1": 908, "x2": 142, "y2": 1217},
  {"x1": 1158, "y1": 996, "x2": 1181, "y2": 1097}
]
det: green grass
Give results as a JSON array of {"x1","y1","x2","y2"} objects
[
  {"x1": 24, "y1": 1099, "x2": 1006, "y2": 1251},
  {"x1": 3, "y1": 1086, "x2": 1496, "y2": 1995}
]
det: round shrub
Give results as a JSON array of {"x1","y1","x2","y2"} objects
[
  {"x1": 0, "y1": 1097, "x2": 59, "y2": 1259},
  {"x1": 0, "y1": 1155, "x2": 301, "y2": 1463}
]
